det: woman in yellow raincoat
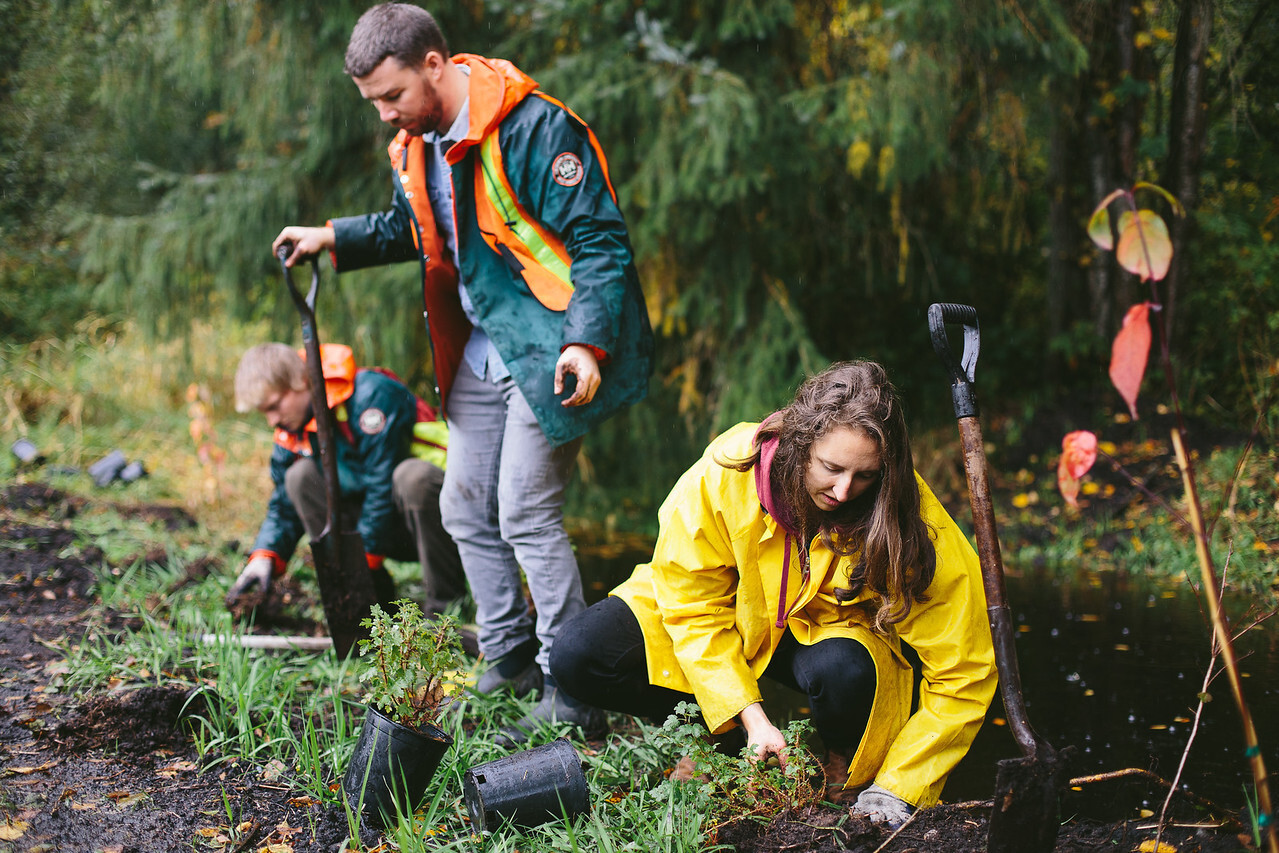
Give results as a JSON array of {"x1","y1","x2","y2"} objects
[{"x1": 550, "y1": 361, "x2": 997, "y2": 827}]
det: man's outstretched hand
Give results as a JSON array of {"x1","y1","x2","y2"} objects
[{"x1": 225, "y1": 556, "x2": 275, "y2": 607}]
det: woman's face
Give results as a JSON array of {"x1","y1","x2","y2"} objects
[{"x1": 804, "y1": 426, "x2": 883, "y2": 512}]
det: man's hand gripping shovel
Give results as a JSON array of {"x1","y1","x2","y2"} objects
[
  {"x1": 929, "y1": 303, "x2": 1070, "y2": 853},
  {"x1": 276, "y1": 244, "x2": 378, "y2": 658}
]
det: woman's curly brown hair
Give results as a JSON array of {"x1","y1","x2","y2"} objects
[{"x1": 721, "y1": 361, "x2": 936, "y2": 630}]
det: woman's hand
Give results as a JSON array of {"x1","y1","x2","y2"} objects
[{"x1": 738, "y1": 703, "x2": 788, "y2": 768}]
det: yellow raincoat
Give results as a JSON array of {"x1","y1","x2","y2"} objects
[{"x1": 612, "y1": 422, "x2": 997, "y2": 808}]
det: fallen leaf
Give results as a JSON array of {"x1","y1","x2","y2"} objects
[
  {"x1": 1109, "y1": 302, "x2": 1152, "y2": 419},
  {"x1": 0, "y1": 819, "x2": 28, "y2": 841},
  {"x1": 157, "y1": 759, "x2": 197, "y2": 777},
  {"x1": 259, "y1": 759, "x2": 287, "y2": 782},
  {"x1": 71, "y1": 802, "x2": 98, "y2": 811},
  {"x1": 114, "y1": 792, "x2": 148, "y2": 809},
  {"x1": 195, "y1": 827, "x2": 221, "y2": 838},
  {"x1": 1138, "y1": 841, "x2": 1177, "y2": 852},
  {"x1": 286, "y1": 797, "x2": 320, "y2": 808},
  {"x1": 9, "y1": 760, "x2": 58, "y2": 775}
]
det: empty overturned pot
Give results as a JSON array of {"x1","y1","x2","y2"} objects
[
  {"x1": 463, "y1": 738, "x2": 589, "y2": 830},
  {"x1": 342, "y1": 705, "x2": 452, "y2": 829}
]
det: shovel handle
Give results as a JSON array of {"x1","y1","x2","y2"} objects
[
  {"x1": 277, "y1": 241, "x2": 341, "y2": 540},
  {"x1": 928, "y1": 302, "x2": 980, "y2": 419},
  {"x1": 928, "y1": 302, "x2": 1044, "y2": 760},
  {"x1": 276, "y1": 242, "x2": 320, "y2": 320}
]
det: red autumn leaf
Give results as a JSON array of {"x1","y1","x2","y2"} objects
[
  {"x1": 1109, "y1": 302, "x2": 1152, "y2": 419},
  {"x1": 1057, "y1": 430, "x2": 1098, "y2": 508}
]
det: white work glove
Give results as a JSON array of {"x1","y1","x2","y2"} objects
[
  {"x1": 852, "y1": 783, "x2": 914, "y2": 829},
  {"x1": 225, "y1": 556, "x2": 275, "y2": 606}
]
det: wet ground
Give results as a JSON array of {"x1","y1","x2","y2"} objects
[
  {"x1": 0, "y1": 486, "x2": 350, "y2": 853},
  {"x1": 0, "y1": 482, "x2": 1261, "y2": 852}
]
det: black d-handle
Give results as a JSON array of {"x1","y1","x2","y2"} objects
[
  {"x1": 928, "y1": 302, "x2": 981, "y2": 419},
  {"x1": 276, "y1": 241, "x2": 321, "y2": 316}
]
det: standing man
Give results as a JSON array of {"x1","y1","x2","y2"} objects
[
  {"x1": 273, "y1": 4, "x2": 653, "y2": 743},
  {"x1": 227, "y1": 342, "x2": 465, "y2": 618}
]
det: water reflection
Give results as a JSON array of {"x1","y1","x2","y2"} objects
[{"x1": 576, "y1": 540, "x2": 1277, "y2": 813}]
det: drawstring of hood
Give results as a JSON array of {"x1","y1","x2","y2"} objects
[{"x1": 754, "y1": 426, "x2": 809, "y2": 628}]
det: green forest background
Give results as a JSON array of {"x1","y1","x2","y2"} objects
[{"x1": 2, "y1": 0, "x2": 1276, "y2": 520}]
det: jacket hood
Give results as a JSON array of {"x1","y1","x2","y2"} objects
[
  {"x1": 753, "y1": 421, "x2": 809, "y2": 629},
  {"x1": 753, "y1": 424, "x2": 801, "y2": 537},
  {"x1": 448, "y1": 54, "x2": 539, "y2": 163}
]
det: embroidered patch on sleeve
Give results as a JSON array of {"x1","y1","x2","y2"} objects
[
  {"x1": 358, "y1": 408, "x2": 387, "y2": 435},
  {"x1": 552, "y1": 152, "x2": 584, "y2": 187}
]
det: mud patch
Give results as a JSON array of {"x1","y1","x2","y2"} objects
[
  {"x1": 226, "y1": 572, "x2": 327, "y2": 636},
  {"x1": 2, "y1": 483, "x2": 82, "y2": 517},
  {"x1": 716, "y1": 802, "x2": 1249, "y2": 853},
  {"x1": 50, "y1": 686, "x2": 207, "y2": 755},
  {"x1": 116, "y1": 502, "x2": 198, "y2": 531}
]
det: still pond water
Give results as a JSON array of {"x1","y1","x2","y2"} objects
[{"x1": 576, "y1": 542, "x2": 1278, "y2": 814}]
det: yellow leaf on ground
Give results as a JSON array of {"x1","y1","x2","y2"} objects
[
  {"x1": 256, "y1": 844, "x2": 293, "y2": 853},
  {"x1": 196, "y1": 827, "x2": 221, "y2": 838},
  {"x1": 9, "y1": 760, "x2": 58, "y2": 774},
  {"x1": 0, "y1": 819, "x2": 28, "y2": 841},
  {"x1": 159, "y1": 760, "x2": 197, "y2": 773},
  {"x1": 1138, "y1": 841, "x2": 1177, "y2": 852}
]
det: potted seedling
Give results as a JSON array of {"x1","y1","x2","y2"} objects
[{"x1": 342, "y1": 600, "x2": 465, "y2": 828}]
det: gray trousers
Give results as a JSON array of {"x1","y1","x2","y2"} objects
[
  {"x1": 284, "y1": 457, "x2": 467, "y2": 615},
  {"x1": 438, "y1": 362, "x2": 586, "y2": 672}
]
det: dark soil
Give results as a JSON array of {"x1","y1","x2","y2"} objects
[
  {"x1": 0, "y1": 486, "x2": 350, "y2": 853},
  {"x1": 0, "y1": 483, "x2": 1257, "y2": 852}
]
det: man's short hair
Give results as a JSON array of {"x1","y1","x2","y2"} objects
[
  {"x1": 235, "y1": 343, "x2": 308, "y2": 413},
  {"x1": 344, "y1": 3, "x2": 449, "y2": 78}
]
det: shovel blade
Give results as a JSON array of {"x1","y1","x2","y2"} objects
[
  {"x1": 311, "y1": 529, "x2": 379, "y2": 659},
  {"x1": 988, "y1": 750, "x2": 1066, "y2": 853}
]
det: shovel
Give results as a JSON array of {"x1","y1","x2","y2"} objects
[
  {"x1": 277, "y1": 244, "x2": 378, "y2": 659},
  {"x1": 928, "y1": 302, "x2": 1067, "y2": 853}
]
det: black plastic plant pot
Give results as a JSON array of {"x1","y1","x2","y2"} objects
[
  {"x1": 341, "y1": 706, "x2": 453, "y2": 829},
  {"x1": 463, "y1": 737, "x2": 589, "y2": 831}
]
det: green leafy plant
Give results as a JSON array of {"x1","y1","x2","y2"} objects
[
  {"x1": 652, "y1": 702, "x2": 819, "y2": 832},
  {"x1": 356, "y1": 601, "x2": 464, "y2": 731}
]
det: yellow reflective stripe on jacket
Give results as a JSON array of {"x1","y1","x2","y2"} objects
[
  {"x1": 411, "y1": 420, "x2": 448, "y2": 471},
  {"x1": 476, "y1": 130, "x2": 575, "y2": 311}
]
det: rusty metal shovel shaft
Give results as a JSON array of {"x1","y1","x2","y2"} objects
[
  {"x1": 277, "y1": 245, "x2": 377, "y2": 659},
  {"x1": 929, "y1": 302, "x2": 1067, "y2": 853}
]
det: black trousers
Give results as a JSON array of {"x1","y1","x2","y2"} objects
[{"x1": 549, "y1": 595, "x2": 876, "y2": 752}]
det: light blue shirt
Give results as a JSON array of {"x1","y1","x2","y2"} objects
[{"x1": 422, "y1": 69, "x2": 510, "y2": 382}]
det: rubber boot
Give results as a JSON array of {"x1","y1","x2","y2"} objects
[
  {"x1": 475, "y1": 639, "x2": 542, "y2": 698},
  {"x1": 495, "y1": 673, "x2": 608, "y2": 748}
]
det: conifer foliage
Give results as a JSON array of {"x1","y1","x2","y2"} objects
[{"x1": 3, "y1": 0, "x2": 1275, "y2": 512}]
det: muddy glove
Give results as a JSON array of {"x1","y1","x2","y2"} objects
[
  {"x1": 853, "y1": 784, "x2": 914, "y2": 829},
  {"x1": 225, "y1": 556, "x2": 275, "y2": 606}
]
